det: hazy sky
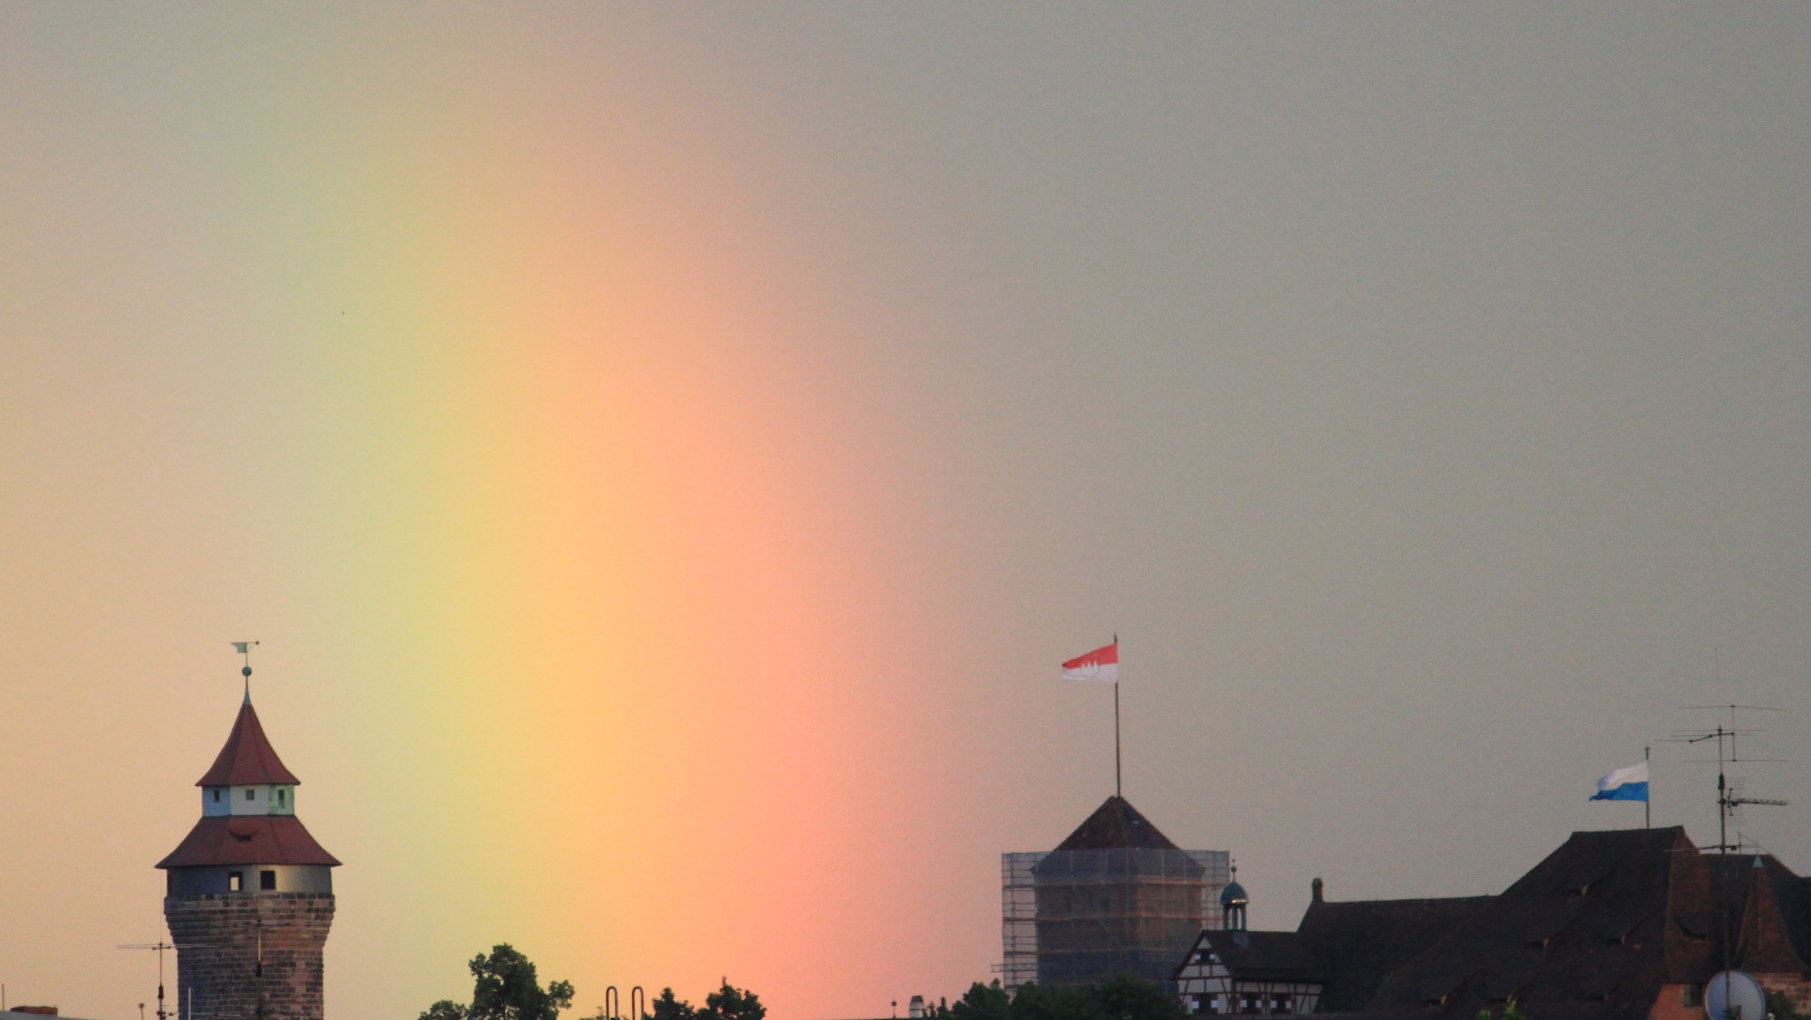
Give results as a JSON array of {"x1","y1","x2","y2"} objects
[{"x1": 2, "y1": 6, "x2": 1809, "y2": 1020}]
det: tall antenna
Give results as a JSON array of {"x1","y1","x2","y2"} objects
[
  {"x1": 232, "y1": 641, "x2": 259, "y2": 702},
  {"x1": 118, "y1": 941, "x2": 202, "y2": 1020},
  {"x1": 1673, "y1": 704, "x2": 1789, "y2": 853},
  {"x1": 1667, "y1": 703, "x2": 1790, "y2": 977}
]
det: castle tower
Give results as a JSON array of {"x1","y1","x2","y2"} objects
[
  {"x1": 157, "y1": 687, "x2": 340, "y2": 1020},
  {"x1": 1001, "y1": 796, "x2": 1230, "y2": 992}
]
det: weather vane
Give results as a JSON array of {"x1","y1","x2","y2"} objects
[{"x1": 232, "y1": 640, "x2": 260, "y2": 701}]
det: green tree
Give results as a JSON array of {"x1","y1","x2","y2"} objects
[
  {"x1": 419, "y1": 945, "x2": 575, "y2": 1020},
  {"x1": 636, "y1": 983, "x2": 764, "y2": 1020},
  {"x1": 1072, "y1": 974, "x2": 1188, "y2": 1020},
  {"x1": 1476, "y1": 1003, "x2": 1533, "y2": 1020},
  {"x1": 942, "y1": 982, "x2": 1011, "y2": 1020},
  {"x1": 1766, "y1": 990, "x2": 1804, "y2": 1020},
  {"x1": 704, "y1": 983, "x2": 766, "y2": 1020},
  {"x1": 933, "y1": 976, "x2": 1183, "y2": 1020},
  {"x1": 1004, "y1": 981, "x2": 1079, "y2": 1020},
  {"x1": 645, "y1": 990, "x2": 695, "y2": 1020}
]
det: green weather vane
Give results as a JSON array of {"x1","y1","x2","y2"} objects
[{"x1": 232, "y1": 640, "x2": 259, "y2": 701}]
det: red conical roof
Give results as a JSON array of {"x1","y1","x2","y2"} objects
[{"x1": 195, "y1": 700, "x2": 301, "y2": 786}]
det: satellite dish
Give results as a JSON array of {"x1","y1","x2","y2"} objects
[{"x1": 1705, "y1": 970, "x2": 1766, "y2": 1020}]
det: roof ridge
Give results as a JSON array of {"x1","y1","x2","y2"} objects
[{"x1": 1315, "y1": 895, "x2": 1496, "y2": 906}]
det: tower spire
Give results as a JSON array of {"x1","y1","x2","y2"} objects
[{"x1": 232, "y1": 641, "x2": 259, "y2": 703}]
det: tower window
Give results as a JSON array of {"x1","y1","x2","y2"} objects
[
  {"x1": 245, "y1": 788, "x2": 256, "y2": 801},
  {"x1": 276, "y1": 789, "x2": 286, "y2": 806},
  {"x1": 212, "y1": 789, "x2": 221, "y2": 803},
  {"x1": 260, "y1": 870, "x2": 277, "y2": 891},
  {"x1": 228, "y1": 871, "x2": 243, "y2": 892}
]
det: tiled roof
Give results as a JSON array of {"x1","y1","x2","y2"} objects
[
  {"x1": 195, "y1": 700, "x2": 300, "y2": 786},
  {"x1": 1362, "y1": 827, "x2": 1698, "y2": 1020},
  {"x1": 1296, "y1": 894, "x2": 1493, "y2": 1011},
  {"x1": 1170, "y1": 828, "x2": 1811, "y2": 1020},
  {"x1": 156, "y1": 815, "x2": 340, "y2": 868},
  {"x1": 1054, "y1": 796, "x2": 1182, "y2": 851},
  {"x1": 1199, "y1": 929, "x2": 1323, "y2": 983}
]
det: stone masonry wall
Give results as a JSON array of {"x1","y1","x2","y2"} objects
[{"x1": 166, "y1": 892, "x2": 335, "y2": 1020}]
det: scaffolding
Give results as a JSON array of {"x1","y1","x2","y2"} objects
[
  {"x1": 1002, "y1": 849, "x2": 1229, "y2": 994},
  {"x1": 1001, "y1": 852, "x2": 1047, "y2": 992}
]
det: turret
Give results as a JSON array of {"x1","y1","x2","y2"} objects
[
  {"x1": 1220, "y1": 864, "x2": 1248, "y2": 931},
  {"x1": 157, "y1": 677, "x2": 338, "y2": 1020},
  {"x1": 158, "y1": 698, "x2": 337, "y2": 895}
]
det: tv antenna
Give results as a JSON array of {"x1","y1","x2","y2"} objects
[
  {"x1": 1669, "y1": 704, "x2": 1789, "y2": 853},
  {"x1": 1665, "y1": 703, "x2": 1790, "y2": 978},
  {"x1": 117, "y1": 941, "x2": 204, "y2": 1020}
]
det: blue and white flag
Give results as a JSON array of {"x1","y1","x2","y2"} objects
[{"x1": 1589, "y1": 761, "x2": 1649, "y2": 802}]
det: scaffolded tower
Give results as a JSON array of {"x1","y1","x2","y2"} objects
[{"x1": 1002, "y1": 796, "x2": 1228, "y2": 993}]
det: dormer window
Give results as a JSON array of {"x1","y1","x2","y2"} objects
[
  {"x1": 212, "y1": 789, "x2": 221, "y2": 802},
  {"x1": 277, "y1": 789, "x2": 286, "y2": 807},
  {"x1": 245, "y1": 788, "x2": 255, "y2": 801}
]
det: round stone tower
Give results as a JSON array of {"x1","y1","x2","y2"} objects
[{"x1": 157, "y1": 685, "x2": 340, "y2": 1020}]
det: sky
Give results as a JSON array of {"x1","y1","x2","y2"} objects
[{"x1": 2, "y1": 5, "x2": 1810, "y2": 1020}]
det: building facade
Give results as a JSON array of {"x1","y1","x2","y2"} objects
[
  {"x1": 1174, "y1": 871, "x2": 1335, "y2": 1017},
  {"x1": 1172, "y1": 827, "x2": 1811, "y2": 1020},
  {"x1": 157, "y1": 693, "x2": 339, "y2": 1020}
]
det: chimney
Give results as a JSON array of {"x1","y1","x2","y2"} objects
[{"x1": 1311, "y1": 877, "x2": 1324, "y2": 903}]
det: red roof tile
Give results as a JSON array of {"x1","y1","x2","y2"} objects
[
  {"x1": 156, "y1": 815, "x2": 340, "y2": 868},
  {"x1": 195, "y1": 700, "x2": 300, "y2": 787}
]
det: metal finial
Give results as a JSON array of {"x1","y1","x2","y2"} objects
[{"x1": 232, "y1": 641, "x2": 259, "y2": 702}]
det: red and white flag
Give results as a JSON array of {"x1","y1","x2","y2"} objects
[{"x1": 1061, "y1": 642, "x2": 1119, "y2": 682}]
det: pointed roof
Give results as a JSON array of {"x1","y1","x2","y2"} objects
[
  {"x1": 1054, "y1": 795, "x2": 1181, "y2": 850},
  {"x1": 1735, "y1": 856, "x2": 1811, "y2": 974},
  {"x1": 195, "y1": 700, "x2": 300, "y2": 786}
]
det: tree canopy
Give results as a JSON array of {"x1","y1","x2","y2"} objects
[
  {"x1": 934, "y1": 976, "x2": 1185, "y2": 1020},
  {"x1": 419, "y1": 944, "x2": 575, "y2": 1020},
  {"x1": 643, "y1": 982, "x2": 766, "y2": 1020}
]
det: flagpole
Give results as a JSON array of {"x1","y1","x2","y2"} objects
[
  {"x1": 1113, "y1": 683, "x2": 1122, "y2": 798},
  {"x1": 1113, "y1": 634, "x2": 1121, "y2": 799},
  {"x1": 1644, "y1": 745, "x2": 1650, "y2": 829}
]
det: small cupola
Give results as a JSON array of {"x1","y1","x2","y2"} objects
[
  {"x1": 1221, "y1": 864, "x2": 1249, "y2": 931},
  {"x1": 196, "y1": 699, "x2": 301, "y2": 818}
]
